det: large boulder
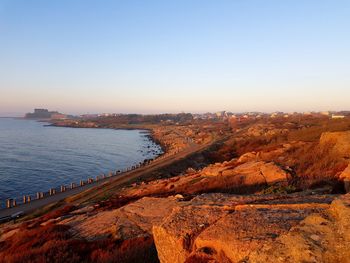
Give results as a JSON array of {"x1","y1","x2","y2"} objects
[
  {"x1": 193, "y1": 204, "x2": 327, "y2": 262},
  {"x1": 153, "y1": 193, "x2": 334, "y2": 263},
  {"x1": 227, "y1": 161, "x2": 289, "y2": 185},
  {"x1": 199, "y1": 160, "x2": 289, "y2": 186},
  {"x1": 153, "y1": 193, "x2": 262, "y2": 263},
  {"x1": 248, "y1": 194, "x2": 350, "y2": 263},
  {"x1": 320, "y1": 131, "x2": 350, "y2": 158},
  {"x1": 153, "y1": 205, "x2": 228, "y2": 263}
]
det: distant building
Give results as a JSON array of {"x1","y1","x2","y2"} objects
[
  {"x1": 26, "y1": 109, "x2": 52, "y2": 119},
  {"x1": 216, "y1": 111, "x2": 226, "y2": 118},
  {"x1": 81, "y1": 114, "x2": 99, "y2": 118},
  {"x1": 332, "y1": 114, "x2": 345, "y2": 119},
  {"x1": 98, "y1": 113, "x2": 117, "y2": 117},
  {"x1": 25, "y1": 109, "x2": 64, "y2": 119}
]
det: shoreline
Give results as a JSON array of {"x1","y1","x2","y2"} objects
[
  {"x1": 0, "y1": 120, "x2": 167, "y2": 212},
  {"x1": 0, "y1": 130, "x2": 218, "y2": 221},
  {"x1": 0, "y1": 118, "x2": 219, "y2": 221}
]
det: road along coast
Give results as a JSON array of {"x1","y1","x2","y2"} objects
[{"x1": 0, "y1": 123, "x2": 220, "y2": 221}]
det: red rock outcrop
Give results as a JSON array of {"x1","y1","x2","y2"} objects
[
  {"x1": 121, "y1": 159, "x2": 289, "y2": 198},
  {"x1": 60, "y1": 196, "x2": 183, "y2": 241},
  {"x1": 224, "y1": 160, "x2": 288, "y2": 185},
  {"x1": 320, "y1": 131, "x2": 350, "y2": 158},
  {"x1": 248, "y1": 194, "x2": 350, "y2": 263},
  {"x1": 1, "y1": 191, "x2": 344, "y2": 263},
  {"x1": 153, "y1": 193, "x2": 335, "y2": 263},
  {"x1": 153, "y1": 205, "x2": 228, "y2": 263}
]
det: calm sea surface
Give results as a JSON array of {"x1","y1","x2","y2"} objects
[{"x1": 0, "y1": 118, "x2": 162, "y2": 206}]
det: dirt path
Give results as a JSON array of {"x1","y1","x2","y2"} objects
[{"x1": 0, "y1": 136, "x2": 219, "y2": 220}]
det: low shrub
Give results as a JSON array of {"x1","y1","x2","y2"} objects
[
  {"x1": 0, "y1": 224, "x2": 159, "y2": 263},
  {"x1": 286, "y1": 141, "x2": 348, "y2": 189}
]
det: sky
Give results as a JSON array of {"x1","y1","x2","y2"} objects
[{"x1": 0, "y1": 0, "x2": 350, "y2": 116}]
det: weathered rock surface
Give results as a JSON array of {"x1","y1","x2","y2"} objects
[
  {"x1": 226, "y1": 161, "x2": 288, "y2": 185},
  {"x1": 121, "y1": 159, "x2": 289, "y2": 198},
  {"x1": 193, "y1": 204, "x2": 326, "y2": 263},
  {"x1": 63, "y1": 194, "x2": 288, "y2": 242},
  {"x1": 237, "y1": 151, "x2": 258, "y2": 163},
  {"x1": 153, "y1": 205, "x2": 228, "y2": 263},
  {"x1": 3, "y1": 189, "x2": 345, "y2": 263},
  {"x1": 60, "y1": 196, "x2": 182, "y2": 241},
  {"x1": 248, "y1": 194, "x2": 350, "y2": 263},
  {"x1": 153, "y1": 193, "x2": 335, "y2": 263},
  {"x1": 0, "y1": 228, "x2": 20, "y2": 242},
  {"x1": 55, "y1": 191, "x2": 339, "y2": 263},
  {"x1": 320, "y1": 131, "x2": 350, "y2": 158}
]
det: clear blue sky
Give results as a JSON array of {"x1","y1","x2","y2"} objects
[{"x1": 1, "y1": 0, "x2": 349, "y2": 116}]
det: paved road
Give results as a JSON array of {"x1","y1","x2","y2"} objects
[
  {"x1": 0, "y1": 135, "x2": 219, "y2": 220},
  {"x1": 72, "y1": 136, "x2": 215, "y2": 205}
]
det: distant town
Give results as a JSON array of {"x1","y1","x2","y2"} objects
[{"x1": 25, "y1": 108, "x2": 349, "y2": 122}]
